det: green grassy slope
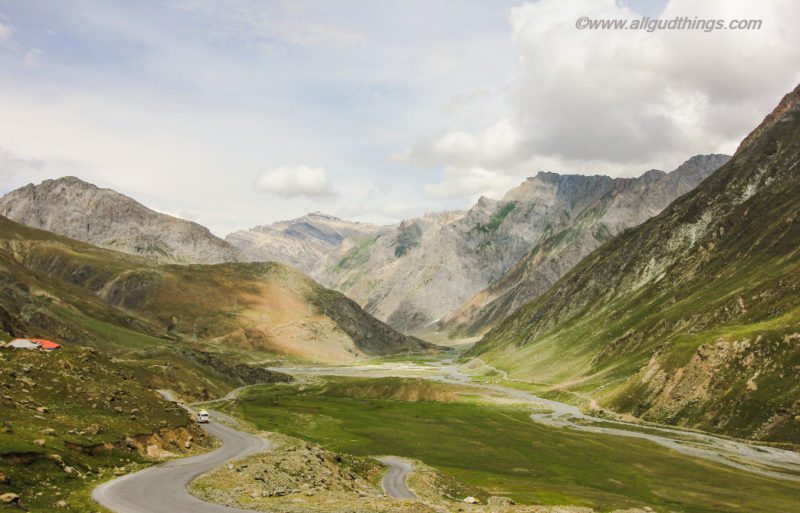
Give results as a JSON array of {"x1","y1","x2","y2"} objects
[
  {"x1": 0, "y1": 215, "x2": 433, "y2": 367},
  {"x1": 469, "y1": 84, "x2": 800, "y2": 443},
  {"x1": 0, "y1": 217, "x2": 291, "y2": 399},
  {"x1": 234, "y1": 379, "x2": 800, "y2": 513},
  {"x1": 0, "y1": 347, "x2": 209, "y2": 512},
  {"x1": 0, "y1": 219, "x2": 288, "y2": 510}
]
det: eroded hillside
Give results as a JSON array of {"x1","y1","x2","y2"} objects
[{"x1": 0, "y1": 216, "x2": 433, "y2": 370}]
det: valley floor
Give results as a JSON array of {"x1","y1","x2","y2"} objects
[
  {"x1": 262, "y1": 358, "x2": 800, "y2": 481},
  {"x1": 165, "y1": 354, "x2": 798, "y2": 513},
  {"x1": 89, "y1": 354, "x2": 800, "y2": 513}
]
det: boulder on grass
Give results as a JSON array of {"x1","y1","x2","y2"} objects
[
  {"x1": 487, "y1": 496, "x2": 516, "y2": 507},
  {"x1": 0, "y1": 493, "x2": 20, "y2": 504}
]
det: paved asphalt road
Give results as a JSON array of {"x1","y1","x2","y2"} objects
[
  {"x1": 94, "y1": 389, "x2": 416, "y2": 511},
  {"x1": 374, "y1": 456, "x2": 417, "y2": 500},
  {"x1": 93, "y1": 411, "x2": 270, "y2": 512}
]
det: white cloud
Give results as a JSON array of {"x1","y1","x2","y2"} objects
[
  {"x1": 0, "y1": 2, "x2": 520, "y2": 231},
  {"x1": 411, "y1": 119, "x2": 522, "y2": 168},
  {"x1": 413, "y1": 0, "x2": 800, "y2": 181},
  {"x1": 5, "y1": 0, "x2": 797, "y2": 229},
  {"x1": 424, "y1": 166, "x2": 521, "y2": 200},
  {"x1": 0, "y1": 1, "x2": 528, "y2": 232},
  {"x1": 25, "y1": 49, "x2": 42, "y2": 66},
  {"x1": 338, "y1": 201, "x2": 424, "y2": 221},
  {"x1": 0, "y1": 147, "x2": 45, "y2": 187},
  {"x1": 255, "y1": 166, "x2": 337, "y2": 198},
  {"x1": 331, "y1": 183, "x2": 437, "y2": 223}
]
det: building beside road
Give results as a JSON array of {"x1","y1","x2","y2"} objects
[
  {"x1": 30, "y1": 338, "x2": 62, "y2": 350},
  {"x1": 3, "y1": 338, "x2": 62, "y2": 350}
]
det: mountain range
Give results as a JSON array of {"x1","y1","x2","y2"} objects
[
  {"x1": 468, "y1": 82, "x2": 800, "y2": 442},
  {"x1": 0, "y1": 184, "x2": 436, "y2": 513},
  {"x1": 311, "y1": 154, "x2": 729, "y2": 334},
  {"x1": 0, "y1": 80, "x2": 796, "y2": 500},
  {"x1": 0, "y1": 155, "x2": 729, "y2": 338},
  {"x1": 439, "y1": 154, "x2": 730, "y2": 337}
]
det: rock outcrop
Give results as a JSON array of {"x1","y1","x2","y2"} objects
[{"x1": 0, "y1": 176, "x2": 245, "y2": 264}]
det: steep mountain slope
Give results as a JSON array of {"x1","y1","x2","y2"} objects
[
  {"x1": 0, "y1": 215, "x2": 433, "y2": 370},
  {"x1": 0, "y1": 347, "x2": 211, "y2": 513},
  {"x1": 441, "y1": 155, "x2": 730, "y2": 337},
  {"x1": 0, "y1": 218, "x2": 292, "y2": 401},
  {"x1": 322, "y1": 156, "x2": 727, "y2": 333},
  {"x1": 0, "y1": 176, "x2": 245, "y2": 264},
  {"x1": 226, "y1": 212, "x2": 386, "y2": 275},
  {"x1": 469, "y1": 83, "x2": 800, "y2": 443}
]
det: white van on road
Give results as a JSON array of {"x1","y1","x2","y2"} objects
[{"x1": 197, "y1": 410, "x2": 210, "y2": 423}]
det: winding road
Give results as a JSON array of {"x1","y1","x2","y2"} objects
[
  {"x1": 93, "y1": 391, "x2": 416, "y2": 512},
  {"x1": 94, "y1": 358, "x2": 800, "y2": 512},
  {"x1": 375, "y1": 456, "x2": 417, "y2": 499},
  {"x1": 93, "y1": 398, "x2": 270, "y2": 513}
]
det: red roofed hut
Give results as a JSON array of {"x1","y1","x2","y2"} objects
[{"x1": 30, "y1": 338, "x2": 61, "y2": 350}]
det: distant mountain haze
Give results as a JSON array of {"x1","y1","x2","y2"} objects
[{"x1": 225, "y1": 212, "x2": 388, "y2": 276}]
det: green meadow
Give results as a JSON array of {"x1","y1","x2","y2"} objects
[{"x1": 234, "y1": 377, "x2": 800, "y2": 513}]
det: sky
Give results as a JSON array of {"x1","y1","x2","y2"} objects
[{"x1": 0, "y1": 0, "x2": 798, "y2": 235}]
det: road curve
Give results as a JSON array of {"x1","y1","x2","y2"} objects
[
  {"x1": 93, "y1": 407, "x2": 269, "y2": 512},
  {"x1": 374, "y1": 456, "x2": 416, "y2": 500}
]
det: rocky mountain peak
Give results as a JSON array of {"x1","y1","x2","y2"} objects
[
  {"x1": 671, "y1": 153, "x2": 731, "y2": 176},
  {"x1": 474, "y1": 196, "x2": 496, "y2": 208},
  {"x1": 305, "y1": 211, "x2": 348, "y2": 222},
  {"x1": 639, "y1": 169, "x2": 667, "y2": 181},
  {"x1": 46, "y1": 175, "x2": 95, "y2": 187},
  {"x1": 437, "y1": 154, "x2": 730, "y2": 337},
  {"x1": 12, "y1": 176, "x2": 98, "y2": 198},
  {"x1": 0, "y1": 176, "x2": 244, "y2": 264},
  {"x1": 293, "y1": 211, "x2": 344, "y2": 224},
  {"x1": 735, "y1": 81, "x2": 800, "y2": 155}
]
